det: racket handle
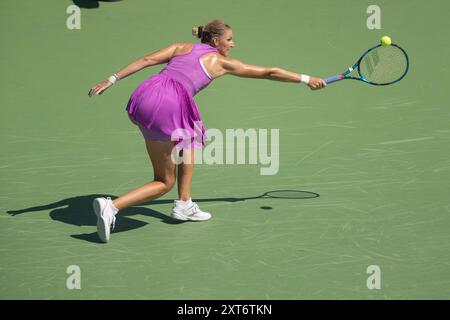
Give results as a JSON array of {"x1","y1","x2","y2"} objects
[{"x1": 324, "y1": 75, "x2": 343, "y2": 84}]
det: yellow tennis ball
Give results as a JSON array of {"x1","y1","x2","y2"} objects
[{"x1": 381, "y1": 36, "x2": 392, "y2": 46}]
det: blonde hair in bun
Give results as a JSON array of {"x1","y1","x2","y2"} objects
[{"x1": 191, "y1": 20, "x2": 231, "y2": 44}]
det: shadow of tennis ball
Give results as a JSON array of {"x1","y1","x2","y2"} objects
[{"x1": 260, "y1": 206, "x2": 273, "y2": 210}]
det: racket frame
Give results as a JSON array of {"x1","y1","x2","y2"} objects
[{"x1": 325, "y1": 43, "x2": 409, "y2": 86}]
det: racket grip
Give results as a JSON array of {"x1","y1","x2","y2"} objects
[{"x1": 324, "y1": 75, "x2": 343, "y2": 84}]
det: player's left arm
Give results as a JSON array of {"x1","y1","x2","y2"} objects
[
  {"x1": 88, "y1": 43, "x2": 181, "y2": 97},
  {"x1": 114, "y1": 43, "x2": 181, "y2": 80}
]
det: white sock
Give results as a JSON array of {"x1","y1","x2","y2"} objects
[{"x1": 175, "y1": 198, "x2": 192, "y2": 209}]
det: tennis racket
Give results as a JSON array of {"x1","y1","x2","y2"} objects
[{"x1": 324, "y1": 43, "x2": 409, "y2": 86}]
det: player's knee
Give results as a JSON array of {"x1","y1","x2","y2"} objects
[
  {"x1": 165, "y1": 177, "x2": 176, "y2": 192},
  {"x1": 158, "y1": 176, "x2": 175, "y2": 193}
]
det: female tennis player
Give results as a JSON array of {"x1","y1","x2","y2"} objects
[{"x1": 88, "y1": 19, "x2": 326, "y2": 242}]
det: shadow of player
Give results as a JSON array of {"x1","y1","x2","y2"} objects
[
  {"x1": 6, "y1": 194, "x2": 181, "y2": 243},
  {"x1": 7, "y1": 190, "x2": 319, "y2": 243},
  {"x1": 72, "y1": 0, "x2": 123, "y2": 9}
]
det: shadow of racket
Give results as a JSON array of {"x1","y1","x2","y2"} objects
[
  {"x1": 219, "y1": 190, "x2": 320, "y2": 202},
  {"x1": 257, "y1": 190, "x2": 319, "y2": 199}
]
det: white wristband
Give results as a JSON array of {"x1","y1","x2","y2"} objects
[
  {"x1": 107, "y1": 74, "x2": 119, "y2": 84},
  {"x1": 300, "y1": 74, "x2": 310, "y2": 84}
]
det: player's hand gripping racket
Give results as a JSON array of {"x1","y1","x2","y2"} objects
[{"x1": 324, "y1": 41, "x2": 409, "y2": 86}]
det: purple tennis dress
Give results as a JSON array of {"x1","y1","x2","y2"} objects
[{"x1": 126, "y1": 43, "x2": 219, "y2": 148}]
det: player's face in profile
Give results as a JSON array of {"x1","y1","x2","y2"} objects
[{"x1": 214, "y1": 29, "x2": 234, "y2": 56}]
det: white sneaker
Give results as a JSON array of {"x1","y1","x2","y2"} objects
[
  {"x1": 93, "y1": 197, "x2": 117, "y2": 243},
  {"x1": 171, "y1": 201, "x2": 212, "y2": 221}
]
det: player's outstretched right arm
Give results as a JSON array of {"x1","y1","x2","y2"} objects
[{"x1": 220, "y1": 57, "x2": 326, "y2": 90}]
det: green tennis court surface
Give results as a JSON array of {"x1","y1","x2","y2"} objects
[{"x1": 1, "y1": 0, "x2": 449, "y2": 299}]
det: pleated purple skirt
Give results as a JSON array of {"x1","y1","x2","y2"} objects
[{"x1": 126, "y1": 73, "x2": 205, "y2": 148}]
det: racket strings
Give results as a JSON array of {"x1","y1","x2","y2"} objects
[{"x1": 359, "y1": 45, "x2": 408, "y2": 84}]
